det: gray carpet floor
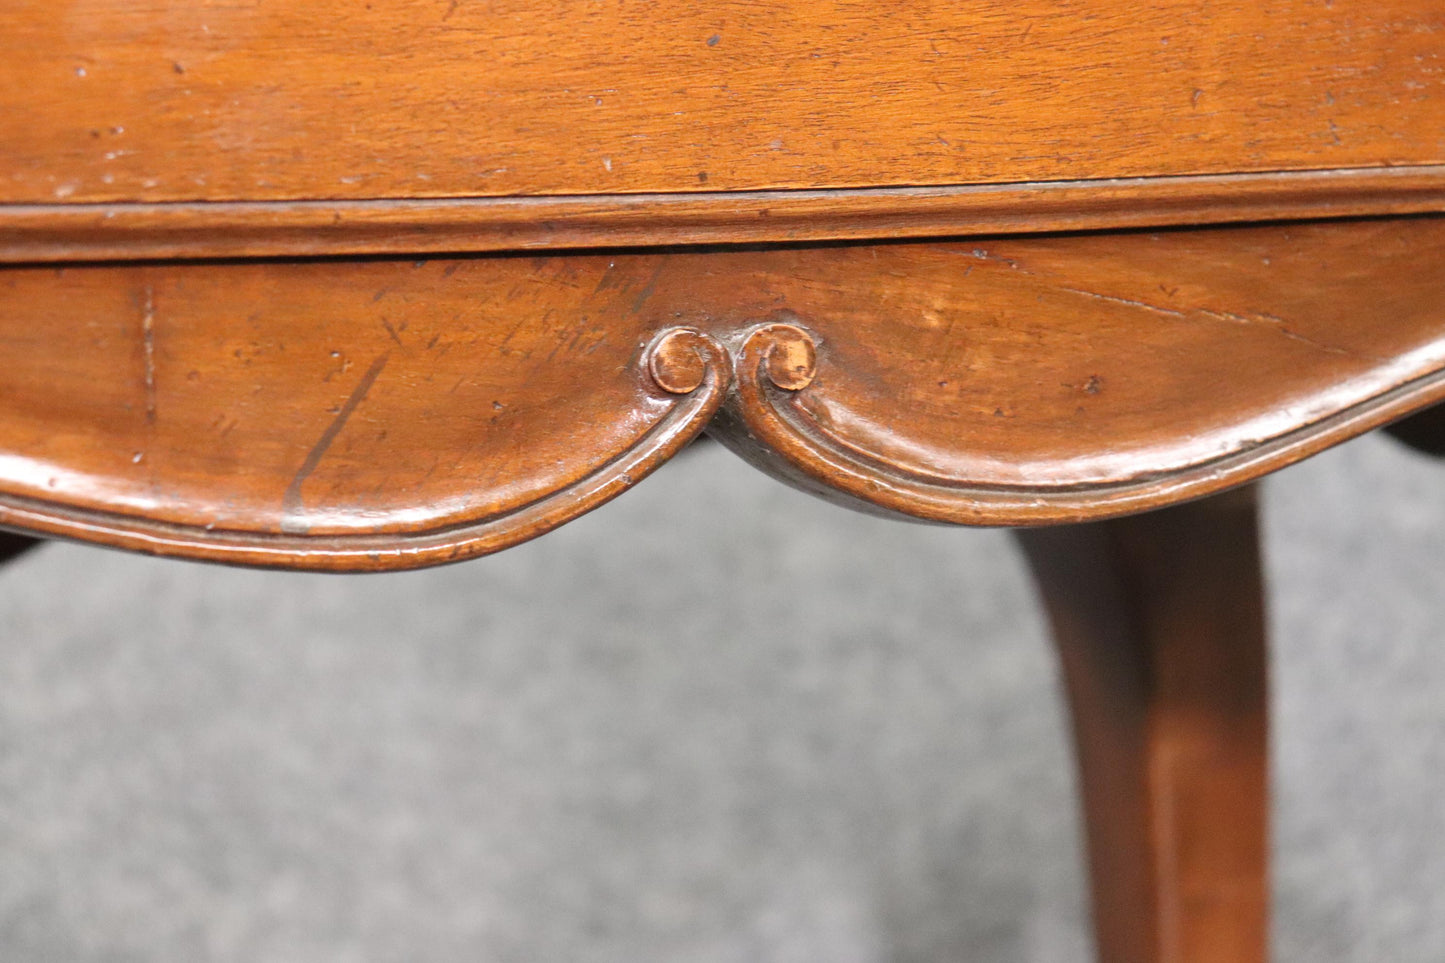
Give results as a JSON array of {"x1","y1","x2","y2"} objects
[{"x1": 1, "y1": 431, "x2": 1442, "y2": 962}]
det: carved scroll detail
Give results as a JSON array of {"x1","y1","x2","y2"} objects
[
  {"x1": 0, "y1": 326, "x2": 728, "y2": 571},
  {"x1": 711, "y1": 317, "x2": 1445, "y2": 527},
  {"x1": 5, "y1": 220, "x2": 1445, "y2": 569}
]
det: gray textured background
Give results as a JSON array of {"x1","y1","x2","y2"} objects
[{"x1": 1, "y1": 431, "x2": 1442, "y2": 962}]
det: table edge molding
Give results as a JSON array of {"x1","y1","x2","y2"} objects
[
  {"x1": 3, "y1": 165, "x2": 1445, "y2": 264},
  {"x1": 3, "y1": 320, "x2": 1443, "y2": 570},
  {"x1": 713, "y1": 322, "x2": 1445, "y2": 527},
  {"x1": 0, "y1": 327, "x2": 729, "y2": 571}
]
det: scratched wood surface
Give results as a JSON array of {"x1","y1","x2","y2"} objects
[
  {"x1": 703, "y1": 217, "x2": 1445, "y2": 522},
  {"x1": 1, "y1": 216, "x2": 1443, "y2": 567},
  {"x1": 2, "y1": 0, "x2": 1442, "y2": 204},
  {"x1": 713, "y1": 218, "x2": 1445, "y2": 505},
  {"x1": 0, "y1": 257, "x2": 711, "y2": 557}
]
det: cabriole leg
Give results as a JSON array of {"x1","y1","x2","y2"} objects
[{"x1": 1016, "y1": 487, "x2": 1268, "y2": 963}]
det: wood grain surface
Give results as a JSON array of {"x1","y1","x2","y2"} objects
[
  {"x1": 7, "y1": 5, "x2": 1440, "y2": 959},
  {"x1": 2, "y1": 0, "x2": 1442, "y2": 204},
  {"x1": 0, "y1": 259, "x2": 729, "y2": 568},
  {"x1": 710, "y1": 216, "x2": 1445, "y2": 522},
  {"x1": 0, "y1": 216, "x2": 1442, "y2": 568}
]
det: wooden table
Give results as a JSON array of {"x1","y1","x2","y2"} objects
[{"x1": 2, "y1": 3, "x2": 1443, "y2": 960}]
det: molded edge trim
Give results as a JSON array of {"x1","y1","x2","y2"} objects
[
  {"x1": 0, "y1": 329, "x2": 729, "y2": 572},
  {"x1": 4, "y1": 318, "x2": 1444, "y2": 569},
  {"x1": 3, "y1": 166, "x2": 1444, "y2": 264},
  {"x1": 712, "y1": 323, "x2": 1445, "y2": 527}
]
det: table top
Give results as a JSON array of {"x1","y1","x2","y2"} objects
[{"x1": 4, "y1": 0, "x2": 1442, "y2": 204}]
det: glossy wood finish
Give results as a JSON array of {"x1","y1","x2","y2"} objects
[
  {"x1": 6, "y1": 166, "x2": 1445, "y2": 264},
  {"x1": 3, "y1": 216, "x2": 1444, "y2": 568},
  {"x1": 5, "y1": 3, "x2": 1443, "y2": 956},
  {"x1": 1018, "y1": 487, "x2": 1268, "y2": 963},
  {"x1": 712, "y1": 216, "x2": 1445, "y2": 523},
  {"x1": 4, "y1": 1, "x2": 1441, "y2": 204},
  {"x1": 0, "y1": 258, "x2": 728, "y2": 568}
]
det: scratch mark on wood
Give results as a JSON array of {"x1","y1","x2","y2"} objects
[
  {"x1": 630, "y1": 261, "x2": 667, "y2": 314},
  {"x1": 948, "y1": 247, "x2": 1026, "y2": 271},
  {"x1": 1059, "y1": 286, "x2": 1361, "y2": 357},
  {"x1": 281, "y1": 353, "x2": 389, "y2": 532},
  {"x1": 1057, "y1": 286, "x2": 1188, "y2": 318},
  {"x1": 141, "y1": 284, "x2": 157, "y2": 425},
  {"x1": 380, "y1": 316, "x2": 404, "y2": 347},
  {"x1": 1269, "y1": 324, "x2": 1358, "y2": 357},
  {"x1": 1191, "y1": 307, "x2": 1359, "y2": 356},
  {"x1": 496, "y1": 316, "x2": 528, "y2": 355}
]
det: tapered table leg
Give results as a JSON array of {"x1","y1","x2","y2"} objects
[
  {"x1": 1015, "y1": 486, "x2": 1268, "y2": 963},
  {"x1": 0, "y1": 531, "x2": 40, "y2": 564}
]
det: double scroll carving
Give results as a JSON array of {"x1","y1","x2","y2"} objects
[{"x1": 2, "y1": 216, "x2": 1445, "y2": 571}]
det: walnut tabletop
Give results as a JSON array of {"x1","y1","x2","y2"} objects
[{"x1": 2, "y1": 2, "x2": 1443, "y2": 961}]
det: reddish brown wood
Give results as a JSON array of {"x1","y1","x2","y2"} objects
[
  {"x1": 3, "y1": 0, "x2": 1441, "y2": 204},
  {"x1": 1, "y1": 217, "x2": 1443, "y2": 567},
  {"x1": 4, "y1": 166, "x2": 1445, "y2": 264},
  {"x1": 1, "y1": 2, "x2": 1440, "y2": 956},
  {"x1": 0, "y1": 254, "x2": 729, "y2": 568},
  {"x1": 708, "y1": 217, "x2": 1445, "y2": 523},
  {"x1": 1017, "y1": 486, "x2": 1269, "y2": 963}
]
